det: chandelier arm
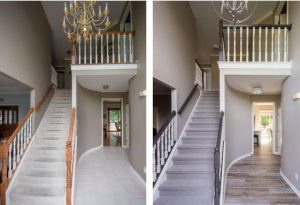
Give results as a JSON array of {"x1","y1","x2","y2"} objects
[
  {"x1": 93, "y1": 15, "x2": 107, "y2": 26},
  {"x1": 65, "y1": 15, "x2": 75, "y2": 27},
  {"x1": 212, "y1": 1, "x2": 234, "y2": 24},
  {"x1": 92, "y1": 16, "x2": 105, "y2": 23},
  {"x1": 235, "y1": 1, "x2": 257, "y2": 23}
]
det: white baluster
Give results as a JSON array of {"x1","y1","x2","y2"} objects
[
  {"x1": 106, "y1": 34, "x2": 109, "y2": 63},
  {"x1": 153, "y1": 144, "x2": 156, "y2": 182},
  {"x1": 227, "y1": 27, "x2": 230, "y2": 62},
  {"x1": 129, "y1": 33, "x2": 133, "y2": 62},
  {"x1": 284, "y1": 27, "x2": 287, "y2": 62},
  {"x1": 234, "y1": 28, "x2": 236, "y2": 62},
  {"x1": 20, "y1": 127, "x2": 24, "y2": 155},
  {"x1": 253, "y1": 28, "x2": 255, "y2": 62},
  {"x1": 30, "y1": 114, "x2": 32, "y2": 139},
  {"x1": 278, "y1": 28, "x2": 281, "y2": 62},
  {"x1": 164, "y1": 129, "x2": 168, "y2": 158},
  {"x1": 101, "y1": 34, "x2": 103, "y2": 63},
  {"x1": 8, "y1": 143, "x2": 12, "y2": 178},
  {"x1": 161, "y1": 133, "x2": 164, "y2": 165},
  {"x1": 171, "y1": 119, "x2": 174, "y2": 146},
  {"x1": 26, "y1": 120, "x2": 29, "y2": 144},
  {"x1": 272, "y1": 27, "x2": 274, "y2": 62},
  {"x1": 78, "y1": 39, "x2": 81, "y2": 64},
  {"x1": 13, "y1": 137, "x2": 16, "y2": 170},
  {"x1": 246, "y1": 27, "x2": 249, "y2": 62},
  {"x1": 240, "y1": 28, "x2": 242, "y2": 62},
  {"x1": 23, "y1": 121, "x2": 27, "y2": 149},
  {"x1": 90, "y1": 34, "x2": 92, "y2": 64},
  {"x1": 84, "y1": 38, "x2": 86, "y2": 64},
  {"x1": 156, "y1": 139, "x2": 161, "y2": 173},
  {"x1": 123, "y1": 34, "x2": 126, "y2": 63},
  {"x1": 17, "y1": 132, "x2": 20, "y2": 162},
  {"x1": 118, "y1": 34, "x2": 121, "y2": 63},
  {"x1": 259, "y1": 27, "x2": 261, "y2": 62},
  {"x1": 95, "y1": 35, "x2": 98, "y2": 63},
  {"x1": 112, "y1": 34, "x2": 115, "y2": 63},
  {"x1": 265, "y1": 27, "x2": 268, "y2": 62},
  {"x1": 168, "y1": 124, "x2": 171, "y2": 152}
]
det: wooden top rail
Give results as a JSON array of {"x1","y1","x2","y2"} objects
[
  {"x1": 68, "y1": 108, "x2": 76, "y2": 142},
  {"x1": 153, "y1": 111, "x2": 176, "y2": 146},
  {"x1": 6, "y1": 107, "x2": 34, "y2": 146},
  {"x1": 36, "y1": 83, "x2": 54, "y2": 111},
  {"x1": 223, "y1": 24, "x2": 292, "y2": 30},
  {"x1": 178, "y1": 84, "x2": 199, "y2": 114}
]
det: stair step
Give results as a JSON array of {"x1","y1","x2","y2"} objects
[
  {"x1": 34, "y1": 138, "x2": 67, "y2": 146},
  {"x1": 29, "y1": 146, "x2": 65, "y2": 156},
  {"x1": 158, "y1": 179, "x2": 214, "y2": 196},
  {"x1": 154, "y1": 196, "x2": 213, "y2": 205},
  {"x1": 188, "y1": 122, "x2": 219, "y2": 129},
  {"x1": 173, "y1": 153, "x2": 214, "y2": 165},
  {"x1": 177, "y1": 144, "x2": 215, "y2": 154},
  {"x1": 50, "y1": 103, "x2": 71, "y2": 108},
  {"x1": 53, "y1": 96, "x2": 71, "y2": 101},
  {"x1": 55, "y1": 93, "x2": 71, "y2": 97},
  {"x1": 37, "y1": 131, "x2": 69, "y2": 137},
  {"x1": 40, "y1": 123, "x2": 70, "y2": 131},
  {"x1": 25, "y1": 157, "x2": 66, "y2": 170},
  {"x1": 56, "y1": 89, "x2": 71, "y2": 94},
  {"x1": 18, "y1": 170, "x2": 66, "y2": 185},
  {"x1": 46, "y1": 112, "x2": 71, "y2": 118},
  {"x1": 182, "y1": 136, "x2": 217, "y2": 144},
  {"x1": 43, "y1": 117, "x2": 71, "y2": 123},
  {"x1": 166, "y1": 165, "x2": 214, "y2": 179},
  {"x1": 48, "y1": 108, "x2": 71, "y2": 113},
  {"x1": 10, "y1": 185, "x2": 65, "y2": 204}
]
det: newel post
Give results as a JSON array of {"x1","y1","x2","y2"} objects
[
  {"x1": 66, "y1": 141, "x2": 72, "y2": 205},
  {"x1": 0, "y1": 140, "x2": 8, "y2": 205},
  {"x1": 71, "y1": 33, "x2": 76, "y2": 64}
]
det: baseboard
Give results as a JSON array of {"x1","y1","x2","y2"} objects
[
  {"x1": 223, "y1": 153, "x2": 251, "y2": 203},
  {"x1": 76, "y1": 145, "x2": 103, "y2": 172},
  {"x1": 280, "y1": 169, "x2": 300, "y2": 198},
  {"x1": 129, "y1": 164, "x2": 146, "y2": 187}
]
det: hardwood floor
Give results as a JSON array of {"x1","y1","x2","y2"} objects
[
  {"x1": 225, "y1": 138, "x2": 300, "y2": 205},
  {"x1": 103, "y1": 131, "x2": 122, "y2": 147}
]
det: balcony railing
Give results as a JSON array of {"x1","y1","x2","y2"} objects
[
  {"x1": 219, "y1": 20, "x2": 292, "y2": 63},
  {"x1": 71, "y1": 31, "x2": 136, "y2": 65}
]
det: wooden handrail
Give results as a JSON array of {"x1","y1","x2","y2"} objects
[
  {"x1": 178, "y1": 84, "x2": 199, "y2": 114},
  {"x1": 36, "y1": 83, "x2": 54, "y2": 111},
  {"x1": 0, "y1": 107, "x2": 34, "y2": 205},
  {"x1": 153, "y1": 111, "x2": 176, "y2": 146},
  {"x1": 223, "y1": 24, "x2": 292, "y2": 30},
  {"x1": 7, "y1": 108, "x2": 34, "y2": 146},
  {"x1": 66, "y1": 107, "x2": 76, "y2": 205}
]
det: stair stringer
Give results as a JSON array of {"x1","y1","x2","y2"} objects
[
  {"x1": 6, "y1": 88, "x2": 57, "y2": 205},
  {"x1": 153, "y1": 90, "x2": 202, "y2": 201}
]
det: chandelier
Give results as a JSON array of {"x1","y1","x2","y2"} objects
[
  {"x1": 212, "y1": 1, "x2": 257, "y2": 26},
  {"x1": 62, "y1": 1, "x2": 111, "y2": 43}
]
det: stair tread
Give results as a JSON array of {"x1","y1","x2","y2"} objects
[
  {"x1": 185, "y1": 128, "x2": 218, "y2": 131},
  {"x1": 10, "y1": 184, "x2": 65, "y2": 197},
  {"x1": 19, "y1": 169, "x2": 66, "y2": 178},
  {"x1": 178, "y1": 144, "x2": 215, "y2": 149},
  {"x1": 158, "y1": 179, "x2": 214, "y2": 190},
  {"x1": 167, "y1": 165, "x2": 214, "y2": 174},
  {"x1": 173, "y1": 153, "x2": 213, "y2": 161},
  {"x1": 154, "y1": 196, "x2": 213, "y2": 205}
]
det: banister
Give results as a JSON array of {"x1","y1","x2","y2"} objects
[
  {"x1": 153, "y1": 111, "x2": 176, "y2": 146},
  {"x1": 223, "y1": 24, "x2": 292, "y2": 30},
  {"x1": 79, "y1": 30, "x2": 136, "y2": 36},
  {"x1": 7, "y1": 108, "x2": 34, "y2": 146},
  {"x1": 36, "y1": 83, "x2": 54, "y2": 111},
  {"x1": 178, "y1": 84, "x2": 199, "y2": 114},
  {"x1": 68, "y1": 108, "x2": 76, "y2": 142}
]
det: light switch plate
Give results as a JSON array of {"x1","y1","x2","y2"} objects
[
  {"x1": 140, "y1": 90, "x2": 146, "y2": 97},
  {"x1": 295, "y1": 173, "x2": 298, "y2": 180},
  {"x1": 293, "y1": 93, "x2": 300, "y2": 100}
]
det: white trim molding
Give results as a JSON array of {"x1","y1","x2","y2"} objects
[
  {"x1": 280, "y1": 169, "x2": 300, "y2": 198},
  {"x1": 129, "y1": 165, "x2": 146, "y2": 187},
  {"x1": 253, "y1": 10, "x2": 273, "y2": 25}
]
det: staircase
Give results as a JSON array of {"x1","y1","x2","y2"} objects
[
  {"x1": 154, "y1": 90, "x2": 220, "y2": 205},
  {"x1": 8, "y1": 90, "x2": 71, "y2": 205}
]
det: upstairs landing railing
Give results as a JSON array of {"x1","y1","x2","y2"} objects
[
  {"x1": 219, "y1": 20, "x2": 292, "y2": 63},
  {"x1": 0, "y1": 108, "x2": 34, "y2": 205},
  {"x1": 71, "y1": 31, "x2": 136, "y2": 65}
]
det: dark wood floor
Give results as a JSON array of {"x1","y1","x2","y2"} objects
[
  {"x1": 225, "y1": 138, "x2": 300, "y2": 205},
  {"x1": 103, "y1": 132, "x2": 122, "y2": 147}
]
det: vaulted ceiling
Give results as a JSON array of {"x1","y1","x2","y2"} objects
[
  {"x1": 189, "y1": 1, "x2": 278, "y2": 63},
  {"x1": 41, "y1": 1, "x2": 126, "y2": 66}
]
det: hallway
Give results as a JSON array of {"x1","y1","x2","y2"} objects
[
  {"x1": 225, "y1": 138, "x2": 300, "y2": 204},
  {"x1": 75, "y1": 147, "x2": 146, "y2": 205}
]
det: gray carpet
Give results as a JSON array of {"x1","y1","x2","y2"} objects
[{"x1": 154, "y1": 90, "x2": 219, "y2": 205}]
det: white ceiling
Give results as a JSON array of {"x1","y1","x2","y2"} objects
[
  {"x1": 77, "y1": 74, "x2": 134, "y2": 93},
  {"x1": 189, "y1": 1, "x2": 278, "y2": 63},
  {"x1": 226, "y1": 75, "x2": 288, "y2": 95},
  {"x1": 0, "y1": 73, "x2": 31, "y2": 93},
  {"x1": 41, "y1": 1, "x2": 126, "y2": 66}
]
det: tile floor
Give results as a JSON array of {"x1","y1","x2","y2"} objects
[{"x1": 75, "y1": 147, "x2": 146, "y2": 205}]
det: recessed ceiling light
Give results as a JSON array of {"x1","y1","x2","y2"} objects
[
  {"x1": 103, "y1": 85, "x2": 109, "y2": 90},
  {"x1": 252, "y1": 87, "x2": 262, "y2": 95}
]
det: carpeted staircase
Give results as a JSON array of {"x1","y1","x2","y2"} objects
[
  {"x1": 154, "y1": 90, "x2": 220, "y2": 205},
  {"x1": 8, "y1": 90, "x2": 71, "y2": 205}
]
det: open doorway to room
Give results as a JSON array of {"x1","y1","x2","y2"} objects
[
  {"x1": 102, "y1": 98, "x2": 123, "y2": 147},
  {"x1": 252, "y1": 102, "x2": 276, "y2": 154}
]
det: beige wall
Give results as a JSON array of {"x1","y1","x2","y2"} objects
[
  {"x1": 65, "y1": 60, "x2": 72, "y2": 89},
  {"x1": 211, "y1": 56, "x2": 219, "y2": 89},
  {"x1": 0, "y1": 1, "x2": 54, "y2": 132},
  {"x1": 128, "y1": 1, "x2": 146, "y2": 181},
  {"x1": 281, "y1": 1, "x2": 300, "y2": 192},
  {"x1": 154, "y1": 1, "x2": 199, "y2": 138}
]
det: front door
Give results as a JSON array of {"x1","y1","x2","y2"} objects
[{"x1": 0, "y1": 106, "x2": 19, "y2": 139}]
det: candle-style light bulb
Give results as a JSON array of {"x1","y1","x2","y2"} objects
[
  {"x1": 64, "y1": 2, "x2": 67, "y2": 10},
  {"x1": 63, "y1": 16, "x2": 66, "y2": 24},
  {"x1": 105, "y1": 2, "x2": 108, "y2": 9},
  {"x1": 99, "y1": 5, "x2": 101, "y2": 13}
]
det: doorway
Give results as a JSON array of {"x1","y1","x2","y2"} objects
[
  {"x1": 252, "y1": 102, "x2": 276, "y2": 154},
  {"x1": 0, "y1": 105, "x2": 19, "y2": 139},
  {"x1": 102, "y1": 98, "x2": 124, "y2": 147}
]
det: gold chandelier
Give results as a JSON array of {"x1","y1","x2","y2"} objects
[{"x1": 62, "y1": 1, "x2": 111, "y2": 43}]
